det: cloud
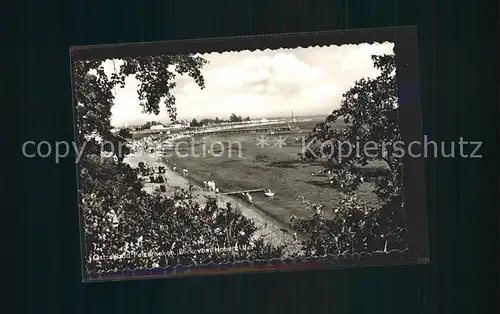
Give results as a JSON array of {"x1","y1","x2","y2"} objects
[{"x1": 99, "y1": 42, "x2": 394, "y2": 127}]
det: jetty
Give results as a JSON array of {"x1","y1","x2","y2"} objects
[
  {"x1": 196, "y1": 126, "x2": 295, "y2": 136},
  {"x1": 220, "y1": 188, "x2": 265, "y2": 195}
]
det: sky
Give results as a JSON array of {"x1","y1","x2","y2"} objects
[{"x1": 99, "y1": 42, "x2": 394, "y2": 127}]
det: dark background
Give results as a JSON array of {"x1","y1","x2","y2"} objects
[{"x1": 12, "y1": 0, "x2": 498, "y2": 313}]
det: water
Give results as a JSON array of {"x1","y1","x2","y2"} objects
[{"x1": 162, "y1": 119, "x2": 376, "y2": 226}]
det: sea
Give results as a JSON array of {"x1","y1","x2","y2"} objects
[{"x1": 160, "y1": 115, "x2": 377, "y2": 227}]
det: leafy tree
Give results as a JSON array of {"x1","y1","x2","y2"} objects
[
  {"x1": 292, "y1": 54, "x2": 407, "y2": 255},
  {"x1": 73, "y1": 55, "x2": 285, "y2": 273},
  {"x1": 72, "y1": 55, "x2": 207, "y2": 147},
  {"x1": 190, "y1": 118, "x2": 199, "y2": 127},
  {"x1": 229, "y1": 113, "x2": 242, "y2": 123},
  {"x1": 82, "y1": 164, "x2": 285, "y2": 272},
  {"x1": 117, "y1": 127, "x2": 132, "y2": 139}
]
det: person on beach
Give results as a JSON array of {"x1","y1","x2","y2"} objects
[
  {"x1": 158, "y1": 174, "x2": 165, "y2": 183},
  {"x1": 246, "y1": 192, "x2": 252, "y2": 204},
  {"x1": 203, "y1": 181, "x2": 208, "y2": 189}
]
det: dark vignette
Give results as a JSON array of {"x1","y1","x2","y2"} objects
[{"x1": 69, "y1": 26, "x2": 429, "y2": 283}]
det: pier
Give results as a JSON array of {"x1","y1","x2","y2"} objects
[
  {"x1": 220, "y1": 188, "x2": 265, "y2": 195},
  {"x1": 132, "y1": 125, "x2": 300, "y2": 138},
  {"x1": 195, "y1": 126, "x2": 295, "y2": 136}
]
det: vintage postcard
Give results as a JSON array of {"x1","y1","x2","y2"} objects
[{"x1": 70, "y1": 26, "x2": 429, "y2": 282}]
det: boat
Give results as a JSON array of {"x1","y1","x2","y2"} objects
[
  {"x1": 264, "y1": 190, "x2": 275, "y2": 198},
  {"x1": 246, "y1": 193, "x2": 253, "y2": 203}
]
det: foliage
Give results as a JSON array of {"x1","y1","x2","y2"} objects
[
  {"x1": 190, "y1": 118, "x2": 200, "y2": 127},
  {"x1": 292, "y1": 54, "x2": 407, "y2": 255},
  {"x1": 72, "y1": 55, "x2": 207, "y2": 146},
  {"x1": 73, "y1": 55, "x2": 284, "y2": 273},
  {"x1": 81, "y1": 156, "x2": 284, "y2": 272},
  {"x1": 117, "y1": 127, "x2": 132, "y2": 139},
  {"x1": 229, "y1": 113, "x2": 243, "y2": 123},
  {"x1": 190, "y1": 115, "x2": 250, "y2": 127}
]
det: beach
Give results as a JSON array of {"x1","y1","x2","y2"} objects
[
  {"x1": 120, "y1": 118, "x2": 380, "y2": 257},
  {"x1": 123, "y1": 152, "x2": 301, "y2": 254}
]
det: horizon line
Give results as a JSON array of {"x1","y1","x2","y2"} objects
[{"x1": 111, "y1": 113, "x2": 331, "y2": 127}]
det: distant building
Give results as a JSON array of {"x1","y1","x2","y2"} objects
[
  {"x1": 150, "y1": 124, "x2": 166, "y2": 130},
  {"x1": 170, "y1": 122, "x2": 188, "y2": 129}
]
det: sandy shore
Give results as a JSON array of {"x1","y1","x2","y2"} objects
[{"x1": 123, "y1": 152, "x2": 300, "y2": 254}]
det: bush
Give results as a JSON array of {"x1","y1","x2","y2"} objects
[
  {"x1": 291, "y1": 195, "x2": 406, "y2": 256},
  {"x1": 80, "y1": 154, "x2": 285, "y2": 273},
  {"x1": 291, "y1": 53, "x2": 408, "y2": 256}
]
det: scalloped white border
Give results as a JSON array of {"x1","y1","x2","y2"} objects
[
  {"x1": 75, "y1": 40, "x2": 417, "y2": 281},
  {"x1": 194, "y1": 41, "x2": 394, "y2": 58}
]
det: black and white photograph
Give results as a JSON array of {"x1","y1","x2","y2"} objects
[{"x1": 71, "y1": 29, "x2": 429, "y2": 281}]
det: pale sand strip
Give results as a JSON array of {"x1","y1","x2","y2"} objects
[{"x1": 123, "y1": 152, "x2": 300, "y2": 254}]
